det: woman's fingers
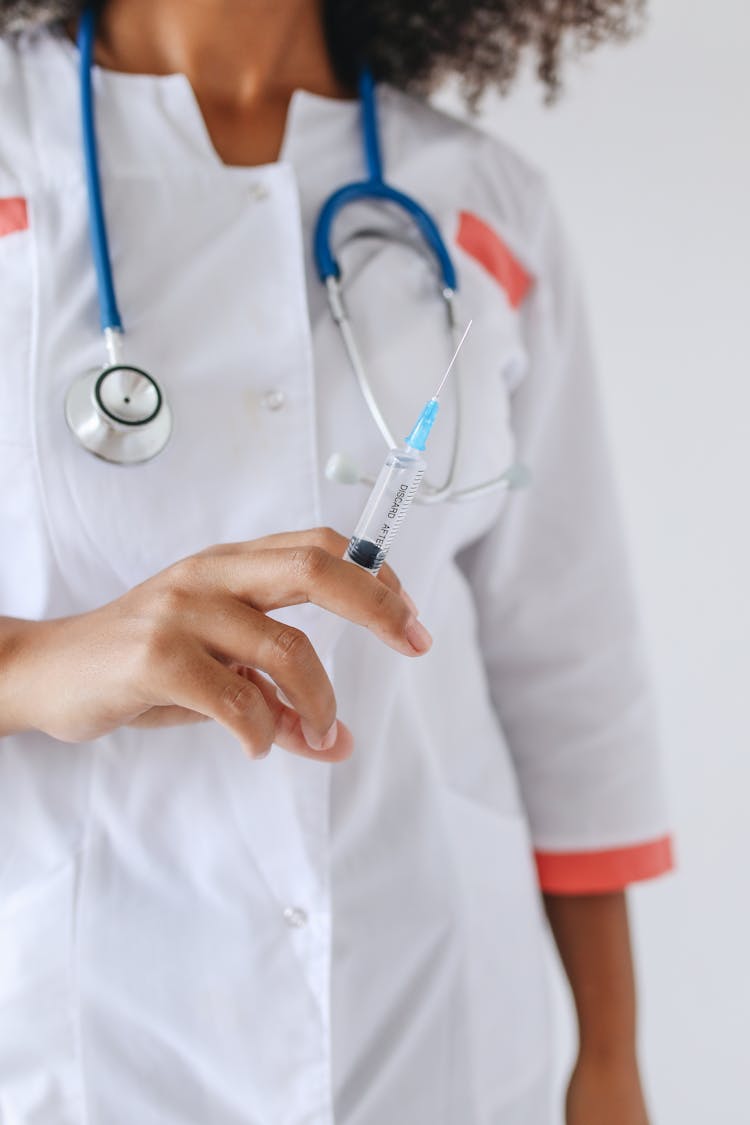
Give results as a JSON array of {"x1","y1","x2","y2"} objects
[
  {"x1": 109, "y1": 526, "x2": 430, "y2": 759},
  {"x1": 198, "y1": 527, "x2": 409, "y2": 603},
  {"x1": 199, "y1": 548, "x2": 431, "y2": 656},
  {"x1": 261, "y1": 527, "x2": 404, "y2": 594},
  {"x1": 195, "y1": 601, "x2": 338, "y2": 743},
  {"x1": 31, "y1": 525, "x2": 422, "y2": 752},
  {"x1": 238, "y1": 667, "x2": 354, "y2": 762},
  {"x1": 163, "y1": 650, "x2": 277, "y2": 759},
  {"x1": 124, "y1": 660, "x2": 352, "y2": 761}
]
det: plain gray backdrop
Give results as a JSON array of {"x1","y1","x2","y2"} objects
[{"x1": 436, "y1": 1, "x2": 749, "y2": 1120}]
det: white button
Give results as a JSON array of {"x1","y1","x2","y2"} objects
[
  {"x1": 283, "y1": 906, "x2": 308, "y2": 929},
  {"x1": 249, "y1": 182, "x2": 269, "y2": 201},
  {"x1": 261, "y1": 389, "x2": 286, "y2": 412}
]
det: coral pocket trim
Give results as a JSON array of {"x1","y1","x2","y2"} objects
[
  {"x1": 456, "y1": 210, "x2": 533, "y2": 308},
  {"x1": 0, "y1": 197, "x2": 29, "y2": 238}
]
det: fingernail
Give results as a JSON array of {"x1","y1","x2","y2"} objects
[
  {"x1": 405, "y1": 617, "x2": 432, "y2": 654},
  {"x1": 301, "y1": 718, "x2": 338, "y2": 752},
  {"x1": 401, "y1": 590, "x2": 419, "y2": 616},
  {"x1": 300, "y1": 719, "x2": 322, "y2": 750},
  {"x1": 321, "y1": 720, "x2": 338, "y2": 750}
]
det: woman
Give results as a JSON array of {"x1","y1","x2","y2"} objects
[{"x1": 0, "y1": 1, "x2": 672, "y2": 1122}]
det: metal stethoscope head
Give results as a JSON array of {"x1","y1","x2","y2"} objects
[
  {"x1": 314, "y1": 71, "x2": 530, "y2": 504},
  {"x1": 65, "y1": 328, "x2": 172, "y2": 463},
  {"x1": 66, "y1": 7, "x2": 172, "y2": 464}
]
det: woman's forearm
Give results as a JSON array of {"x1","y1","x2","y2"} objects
[
  {"x1": 545, "y1": 891, "x2": 652, "y2": 1123},
  {"x1": 544, "y1": 891, "x2": 638, "y2": 1061}
]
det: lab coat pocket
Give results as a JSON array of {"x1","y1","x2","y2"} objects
[
  {"x1": 0, "y1": 860, "x2": 84, "y2": 1124},
  {"x1": 328, "y1": 226, "x2": 524, "y2": 498},
  {"x1": 443, "y1": 798, "x2": 553, "y2": 1110}
]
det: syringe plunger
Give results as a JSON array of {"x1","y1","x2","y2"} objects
[{"x1": 344, "y1": 445, "x2": 425, "y2": 575}]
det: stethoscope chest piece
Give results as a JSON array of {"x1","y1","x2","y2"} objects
[{"x1": 65, "y1": 364, "x2": 172, "y2": 464}]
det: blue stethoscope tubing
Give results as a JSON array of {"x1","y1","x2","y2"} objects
[
  {"x1": 314, "y1": 70, "x2": 457, "y2": 293},
  {"x1": 78, "y1": 5, "x2": 122, "y2": 334}
]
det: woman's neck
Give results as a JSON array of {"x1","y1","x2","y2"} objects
[{"x1": 90, "y1": 0, "x2": 348, "y2": 165}]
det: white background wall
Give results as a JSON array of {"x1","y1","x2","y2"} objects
[{"x1": 438, "y1": 2, "x2": 749, "y2": 1121}]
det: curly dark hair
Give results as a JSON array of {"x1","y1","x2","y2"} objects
[{"x1": 0, "y1": 0, "x2": 645, "y2": 103}]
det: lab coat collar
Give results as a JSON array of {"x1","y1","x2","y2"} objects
[{"x1": 31, "y1": 28, "x2": 363, "y2": 186}]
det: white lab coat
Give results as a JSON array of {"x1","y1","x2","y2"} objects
[{"x1": 0, "y1": 29, "x2": 672, "y2": 1125}]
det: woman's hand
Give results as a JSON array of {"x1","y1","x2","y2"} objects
[
  {"x1": 2, "y1": 527, "x2": 429, "y2": 761},
  {"x1": 566, "y1": 1050, "x2": 650, "y2": 1125}
]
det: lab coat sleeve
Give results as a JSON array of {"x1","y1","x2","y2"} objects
[{"x1": 460, "y1": 184, "x2": 674, "y2": 894}]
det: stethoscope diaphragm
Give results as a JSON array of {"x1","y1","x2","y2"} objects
[{"x1": 65, "y1": 364, "x2": 172, "y2": 464}]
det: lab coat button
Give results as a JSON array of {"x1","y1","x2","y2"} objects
[
  {"x1": 283, "y1": 906, "x2": 309, "y2": 929},
  {"x1": 261, "y1": 390, "x2": 286, "y2": 412},
  {"x1": 249, "y1": 182, "x2": 270, "y2": 201}
]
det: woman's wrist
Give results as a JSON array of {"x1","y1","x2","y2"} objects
[
  {"x1": 567, "y1": 1048, "x2": 650, "y2": 1125},
  {"x1": 576, "y1": 1036, "x2": 639, "y2": 1070},
  {"x1": 0, "y1": 616, "x2": 57, "y2": 736},
  {"x1": 575, "y1": 986, "x2": 639, "y2": 1068}
]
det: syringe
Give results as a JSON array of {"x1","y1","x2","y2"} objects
[
  {"x1": 276, "y1": 322, "x2": 472, "y2": 722},
  {"x1": 343, "y1": 319, "x2": 472, "y2": 576}
]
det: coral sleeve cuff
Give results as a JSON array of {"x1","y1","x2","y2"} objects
[{"x1": 535, "y1": 835, "x2": 675, "y2": 894}]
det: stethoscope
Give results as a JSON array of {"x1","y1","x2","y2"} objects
[
  {"x1": 66, "y1": 7, "x2": 527, "y2": 500},
  {"x1": 65, "y1": 7, "x2": 172, "y2": 463}
]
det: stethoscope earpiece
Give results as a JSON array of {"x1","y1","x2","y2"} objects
[
  {"x1": 325, "y1": 451, "x2": 362, "y2": 486},
  {"x1": 326, "y1": 449, "x2": 532, "y2": 501},
  {"x1": 503, "y1": 463, "x2": 533, "y2": 490}
]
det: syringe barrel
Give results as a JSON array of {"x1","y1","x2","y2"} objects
[{"x1": 345, "y1": 447, "x2": 426, "y2": 574}]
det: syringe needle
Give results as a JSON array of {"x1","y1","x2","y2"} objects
[{"x1": 432, "y1": 319, "x2": 473, "y2": 400}]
